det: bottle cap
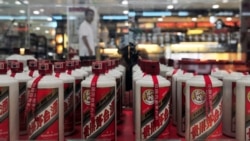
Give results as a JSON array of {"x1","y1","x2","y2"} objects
[
  {"x1": 92, "y1": 61, "x2": 106, "y2": 74},
  {"x1": 38, "y1": 62, "x2": 52, "y2": 75},
  {"x1": 10, "y1": 61, "x2": 23, "y2": 73},
  {"x1": 144, "y1": 60, "x2": 160, "y2": 75},
  {"x1": 54, "y1": 61, "x2": 66, "y2": 73},
  {"x1": 65, "y1": 60, "x2": 75, "y2": 70},
  {"x1": 27, "y1": 60, "x2": 38, "y2": 70}
]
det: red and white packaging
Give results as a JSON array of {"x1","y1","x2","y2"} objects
[
  {"x1": 74, "y1": 60, "x2": 89, "y2": 77},
  {"x1": 9, "y1": 61, "x2": 32, "y2": 135},
  {"x1": 65, "y1": 60, "x2": 87, "y2": 124},
  {"x1": 26, "y1": 60, "x2": 39, "y2": 78},
  {"x1": 135, "y1": 60, "x2": 171, "y2": 140},
  {"x1": 165, "y1": 68, "x2": 183, "y2": 126},
  {"x1": 26, "y1": 62, "x2": 64, "y2": 141},
  {"x1": 81, "y1": 60, "x2": 93, "y2": 75},
  {"x1": 185, "y1": 75, "x2": 223, "y2": 141},
  {"x1": 105, "y1": 60, "x2": 122, "y2": 122},
  {"x1": 81, "y1": 61, "x2": 116, "y2": 141},
  {"x1": 0, "y1": 61, "x2": 19, "y2": 141},
  {"x1": 222, "y1": 73, "x2": 243, "y2": 137},
  {"x1": 210, "y1": 70, "x2": 230, "y2": 80},
  {"x1": 235, "y1": 76, "x2": 250, "y2": 141},
  {"x1": 176, "y1": 75, "x2": 194, "y2": 137},
  {"x1": 53, "y1": 61, "x2": 75, "y2": 136}
]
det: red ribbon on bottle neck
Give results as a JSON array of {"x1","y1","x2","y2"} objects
[
  {"x1": 10, "y1": 72, "x2": 16, "y2": 77},
  {"x1": 204, "y1": 75, "x2": 213, "y2": 117},
  {"x1": 25, "y1": 75, "x2": 44, "y2": 117},
  {"x1": 152, "y1": 75, "x2": 159, "y2": 125},
  {"x1": 90, "y1": 75, "x2": 99, "y2": 122}
]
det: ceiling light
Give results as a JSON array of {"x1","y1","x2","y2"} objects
[
  {"x1": 212, "y1": 4, "x2": 220, "y2": 9},
  {"x1": 172, "y1": 0, "x2": 178, "y2": 4},
  {"x1": 209, "y1": 16, "x2": 217, "y2": 23},
  {"x1": 192, "y1": 17, "x2": 197, "y2": 21},
  {"x1": 19, "y1": 10, "x2": 25, "y2": 14},
  {"x1": 40, "y1": 9, "x2": 44, "y2": 12},
  {"x1": 122, "y1": 0, "x2": 128, "y2": 5},
  {"x1": 45, "y1": 30, "x2": 49, "y2": 34},
  {"x1": 226, "y1": 17, "x2": 232, "y2": 21},
  {"x1": 167, "y1": 5, "x2": 174, "y2": 9},
  {"x1": 222, "y1": 0, "x2": 228, "y2": 3},
  {"x1": 123, "y1": 10, "x2": 129, "y2": 14},
  {"x1": 158, "y1": 18, "x2": 163, "y2": 21},
  {"x1": 15, "y1": 1, "x2": 21, "y2": 5},
  {"x1": 13, "y1": 22, "x2": 18, "y2": 26},
  {"x1": 23, "y1": 0, "x2": 29, "y2": 4},
  {"x1": 33, "y1": 11, "x2": 40, "y2": 15},
  {"x1": 36, "y1": 27, "x2": 40, "y2": 30},
  {"x1": 47, "y1": 17, "x2": 52, "y2": 21}
]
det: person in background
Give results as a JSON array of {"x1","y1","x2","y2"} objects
[{"x1": 78, "y1": 8, "x2": 96, "y2": 60}]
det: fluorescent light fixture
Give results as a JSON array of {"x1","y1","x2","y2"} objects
[
  {"x1": 45, "y1": 30, "x2": 49, "y2": 34},
  {"x1": 212, "y1": 4, "x2": 220, "y2": 9},
  {"x1": 128, "y1": 11, "x2": 136, "y2": 17},
  {"x1": 47, "y1": 17, "x2": 52, "y2": 21},
  {"x1": 40, "y1": 9, "x2": 44, "y2": 12},
  {"x1": 178, "y1": 11, "x2": 189, "y2": 16},
  {"x1": 222, "y1": 0, "x2": 228, "y2": 3},
  {"x1": 23, "y1": 0, "x2": 29, "y2": 4},
  {"x1": 167, "y1": 5, "x2": 174, "y2": 9},
  {"x1": 36, "y1": 27, "x2": 40, "y2": 30},
  {"x1": 192, "y1": 17, "x2": 197, "y2": 21},
  {"x1": 33, "y1": 11, "x2": 40, "y2": 15},
  {"x1": 226, "y1": 17, "x2": 232, "y2": 21},
  {"x1": 172, "y1": 0, "x2": 178, "y2": 4},
  {"x1": 123, "y1": 10, "x2": 129, "y2": 14},
  {"x1": 15, "y1": 1, "x2": 21, "y2": 5},
  {"x1": 102, "y1": 15, "x2": 128, "y2": 20},
  {"x1": 122, "y1": 0, "x2": 128, "y2": 5},
  {"x1": 52, "y1": 15, "x2": 63, "y2": 20},
  {"x1": 142, "y1": 11, "x2": 171, "y2": 17},
  {"x1": 19, "y1": 10, "x2": 25, "y2": 14},
  {"x1": 158, "y1": 18, "x2": 163, "y2": 21}
]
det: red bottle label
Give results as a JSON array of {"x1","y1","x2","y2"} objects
[
  {"x1": 63, "y1": 83, "x2": 74, "y2": 135},
  {"x1": 245, "y1": 86, "x2": 250, "y2": 140},
  {"x1": 140, "y1": 86, "x2": 170, "y2": 140},
  {"x1": 27, "y1": 88, "x2": 59, "y2": 140},
  {"x1": 189, "y1": 86, "x2": 222, "y2": 140},
  {"x1": 0, "y1": 86, "x2": 9, "y2": 140},
  {"x1": 19, "y1": 82, "x2": 27, "y2": 134},
  {"x1": 82, "y1": 86, "x2": 116, "y2": 141}
]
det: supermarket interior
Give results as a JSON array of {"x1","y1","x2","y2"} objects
[{"x1": 0, "y1": 0, "x2": 250, "y2": 141}]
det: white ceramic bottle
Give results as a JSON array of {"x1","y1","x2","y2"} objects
[
  {"x1": 0, "y1": 61, "x2": 19, "y2": 141},
  {"x1": 81, "y1": 61, "x2": 116, "y2": 140},
  {"x1": 9, "y1": 61, "x2": 32, "y2": 135},
  {"x1": 135, "y1": 60, "x2": 171, "y2": 140},
  {"x1": 185, "y1": 75, "x2": 223, "y2": 141},
  {"x1": 26, "y1": 62, "x2": 64, "y2": 141},
  {"x1": 53, "y1": 61, "x2": 75, "y2": 136}
]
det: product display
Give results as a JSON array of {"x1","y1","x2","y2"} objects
[
  {"x1": 0, "y1": 61, "x2": 19, "y2": 141},
  {"x1": 26, "y1": 60, "x2": 39, "y2": 78},
  {"x1": 9, "y1": 61, "x2": 32, "y2": 135},
  {"x1": 54, "y1": 61, "x2": 76, "y2": 136},
  {"x1": 81, "y1": 61, "x2": 116, "y2": 140},
  {"x1": 135, "y1": 60, "x2": 171, "y2": 140},
  {"x1": 26, "y1": 62, "x2": 64, "y2": 140},
  {"x1": 185, "y1": 75, "x2": 223, "y2": 141}
]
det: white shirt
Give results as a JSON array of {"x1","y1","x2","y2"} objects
[{"x1": 79, "y1": 20, "x2": 95, "y2": 56}]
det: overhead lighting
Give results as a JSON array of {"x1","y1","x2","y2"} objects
[
  {"x1": 209, "y1": 16, "x2": 217, "y2": 23},
  {"x1": 158, "y1": 18, "x2": 163, "y2": 21},
  {"x1": 23, "y1": 0, "x2": 29, "y2": 4},
  {"x1": 19, "y1": 10, "x2": 25, "y2": 14},
  {"x1": 40, "y1": 9, "x2": 44, "y2": 12},
  {"x1": 33, "y1": 10, "x2": 40, "y2": 15},
  {"x1": 122, "y1": 0, "x2": 128, "y2": 5},
  {"x1": 15, "y1": 1, "x2": 21, "y2": 5},
  {"x1": 123, "y1": 10, "x2": 129, "y2": 15},
  {"x1": 35, "y1": 27, "x2": 40, "y2": 30},
  {"x1": 13, "y1": 22, "x2": 18, "y2": 26},
  {"x1": 192, "y1": 17, "x2": 197, "y2": 22},
  {"x1": 212, "y1": 4, "x2": 220, "y2": 9},
  {"x1": 167, "y1": 5, "x2": 174, "y2": 9},
  {"x1": 172, "y1": 0, "x2": 178, "y2": 4},
  {"x1": 178, "y1": 11, "x2": 189, "y2": 16},
  {"x1": 226, "y1": 17, "x2": 232, "y2": 21},
  {"x1": 102, "y1": 15, "x2": 128, "y2": 20},
  {"x1": 222, "y1": 0, "x2": 228, "y2": 3},
  {"x1": 45, "y1": 30, "x2": 49, "y2": 34},
  {"x1": 47, "y1": 17, "x2": 52, "y2": 21},
  {"x1": 142, "y1": 11, "x2": 172, "y2": 17}
]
